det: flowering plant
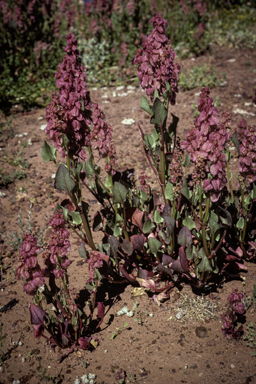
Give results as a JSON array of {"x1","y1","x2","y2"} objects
[
  {"x1": 15, "y1": 212, "x2": 105, "y2": 362},
  {"x1": 16, "y1": 15, "x2": 256, "y2": 359}
]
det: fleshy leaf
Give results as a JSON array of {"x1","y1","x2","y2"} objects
[
  {"x1": 79, "y1": 243, "x2": 88, "y2": 259},
  {"x1": 141, "y1": 95, "x2": 153, "y2": 115},
  {"x1": 143, "y1": 218, "x2": 155, "y2": 234},
  {"x1": 217, "y1": 206, "x2": 232, "y2": 226},
  {"x1": 113, "y1": 182, "x2": 128, "y2": 204},
  {"x1": 136, "y1": 278, "x2": 156, "y2": 291},
  {"x1": 150, "y1": 98, "x2": 167, "y2": 128},
  {"x1": 41, "y1": 141, "x2": 56, "y2": 162},
  {"x1": 121, "y1": 239, "x2": 133, "y2": 256},
  {"x1": 96, "y1": 302, "x2": 105, "y2": 328},
  {"x1": 148, "y1": 237, "x2": 162, "y2": 255},
  {"x1": 108, "y1": 236, "x2": 120, "y2": 257},
  {"x1": 70, "y1": 211, "x2": 82, "y2": 225},
  {"x1": 130, "y1": 234, "x2": 146, "y2": 251},
  {"x1": 126, "y1": 207, "x2": 144, "y2": 231},
  {"x1": 55, "y1": 164, "x2": 76, "y2": 193},
  {"x1": 30, "y1": 303, "x2": 46, "y2": 326},
  {"x1": 177, "y1": 226, "x2": 192, "y2": 247}
]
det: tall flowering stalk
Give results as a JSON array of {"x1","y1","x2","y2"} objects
[
  {"x1": 181, "y1": 87, "x2": 231, "y2": 257},
  {"x1": 181, "y1": 87, "x2": 230, "y2": 203},
  {"x1": 134, "y1": 14, "x2": 180, "y2": 105},
  {"x1": 134, "y1": 14, "x2": 181, "y2": 199}
]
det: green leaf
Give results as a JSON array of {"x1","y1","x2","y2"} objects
[
  {"x1": 114, "y1": 226, "x2": 122, "y2": 237},
  {"x1": 113, "y1": 182, "x2": 128, "y2": 204},
  {"x1": 150, "y1": 98, "x2": 167, "y2": 128},
  {"x1": 168, "y1": 113, "x2": 179, "y2": 138},
  {"x1": 55, "y1": 164, "x2": 76, "y2": 193},
  {"x1": 62, "y1": 133, "x2": 69, "y2": 151},
  {"x1": 41, "y1": 141, "x2": 56, "y2": 162},
  {"x1": 177, "y1": 226, "x2": 192, "y2": 247},
  {"x1": 181, "y1": 177, "x2": 190, "y2": 200},
  {"x1": 182, "y1": 217, "x2": 195, "y2": 231},
  {"x1": 237, "y1": 216, "x2": 245, "y2": 230},
  {"x1": 121, "y1": 239, "x2": 133, "y2": 255},
  {"x1": 232, "y1": 131, "x2": 240, "y2": 155},
  {"x1": 144, "y1": 134, "x2": 156, "y2": 151},
  {"x1": 165, "y1": 182, "x2": 174, "y2": 201},
  {"x1": 148, "y1": 237, "x2": 162, "y2": 255},
  {"x1": 154, "y1": 210, "x2": 164, "y2": 224},
  {"x1": 61, "y1": 206, "x2": 69, "y2": 221},
  {"x1": 197, "y1": 248, "x2": 212, "y2": 274},
  {"x1": 143, "y1": 218, "x2": 155, "y2": 234},
  {"x1": 141, "y1": 95, "x2": 153, "y2": 115},
  {"x1": 217, "y1": 206, "x2": 232, "y2": 226},
  {"x1": 183, "y1": 152, "x2": 190, "y2": 168},
  {"x1": 70, "y1": 211, "x2": 82, "y2": 225},
  {"x1": 79, "y1": 243, "x2": 88, "y2": 259}
]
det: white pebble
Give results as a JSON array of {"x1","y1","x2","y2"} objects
[
  {"x1": 231, "y1": 364, "x2": 235, "y2": 368},
  {"x1": 51, "y1": 174, "x2": 56, "y2": 179},
  {"x1": 227, "y1": 58, "x2": 236, "y2": 62},
  {"x1": 40, "y1": 124, "x2": 47, "y2": 131},
  {"x1": 116, "y1": 85, "x2": 124, "y2": 91},
  {"x1": 121, "y1": 118, "x2": 135, "y2": 125},
  {"x1": 233, "y1": 108, "x2": 255, "y2": 116}
]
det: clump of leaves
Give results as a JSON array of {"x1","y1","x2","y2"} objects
[
  {"x1": 243, "y1": 322, "x2": 256, "y2": 357},
  {"x1": 221, "y1": 289, "x2": 246, "y2": 339}
]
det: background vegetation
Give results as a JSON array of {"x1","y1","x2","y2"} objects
[{"x1": 0, "y1": 0, "x2": 256, "y2": 114}]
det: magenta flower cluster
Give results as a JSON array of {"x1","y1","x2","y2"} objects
[
  {"x1": 15, "y1": 234, "x2": 45, "y2": 296},
  {"x1": 91, "y1": 102, "x2": 116, "y2": 174},
  {"x1": 181, "y1": 87, "x2": 231, "y2": 202},
  {"x1": 134, "y1": 14, "x2": 180, "y2": 104},
  {"x1": 43, "y1": 211, "x2": 71, "y2": 279},
  {"x1": 238, "y1": 118, "x2": 256, "y2": 187},
  {"x1": 46, "y1": 33, "x2": 92, "y2": 161}
]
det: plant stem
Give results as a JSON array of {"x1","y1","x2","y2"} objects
[
  {"x1": 226, "y1": 156, "x2": 234, "y2": 203},
  {"x1": 202, "y1": 193, "x2": 210, "y2": 258}
]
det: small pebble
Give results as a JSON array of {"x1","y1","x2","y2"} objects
[
  {"x1": 231, "y1": 364, "x2": 235, "y2": 369},
  {"x1": 195, "y1": 326, "x2": 207, "y2": 338},
  {"x1": 40, "y1": 124, "x2": 47, "y2": 131},
  {"x1": 148, "y1": 313, "x2": 154, "y2": 318},
  {"x1": 121, "y1": 118, "x2": 135, "y2": 125}
]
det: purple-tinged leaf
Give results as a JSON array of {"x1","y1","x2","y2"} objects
[
  {"x1": 130, "y1": 234, "x2": 146, "y2": 251},
  {"x1": 30, "y1": 303, "x2": 46, "y2": 326},
  {"x1": 178, "y1": 246, "x2": 189, "y2": 272},
  {"x1": 121, "y1": 239, "x2": 133, "y2": 256},
  {"x1": 130, "y1": 208, "x2": 144, "y2": 231},
  {"x1": 78, "y1": 337, "x2": 91, "y2": 350},
  {"x1": 161, "y1": 205, "x2": 175, "y2": 235},
  {"x1": 152, "y1": 291, "x2": 170, "y2": 306},
  {"x1": 55, "y1": 164, "x2": 76, "y2": 193},
  {"x1": 177, "y1": 227, "x2": 192, "y2": 247},
  {"x1": 162, "y1": 254, "x2": 174, "y2": 266},
  {"x1": 33, "y1": 324, "x2": 44, "y2": 339},
  {"x1": 96, "y1": 302, "x2": 105, "y2": 328},
  {"x1": 137, "y1": 278, "x2": 156, "y2": 291},
  {"x1": 62, "y1": 334, "x2": 70, "y2": 346}
]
